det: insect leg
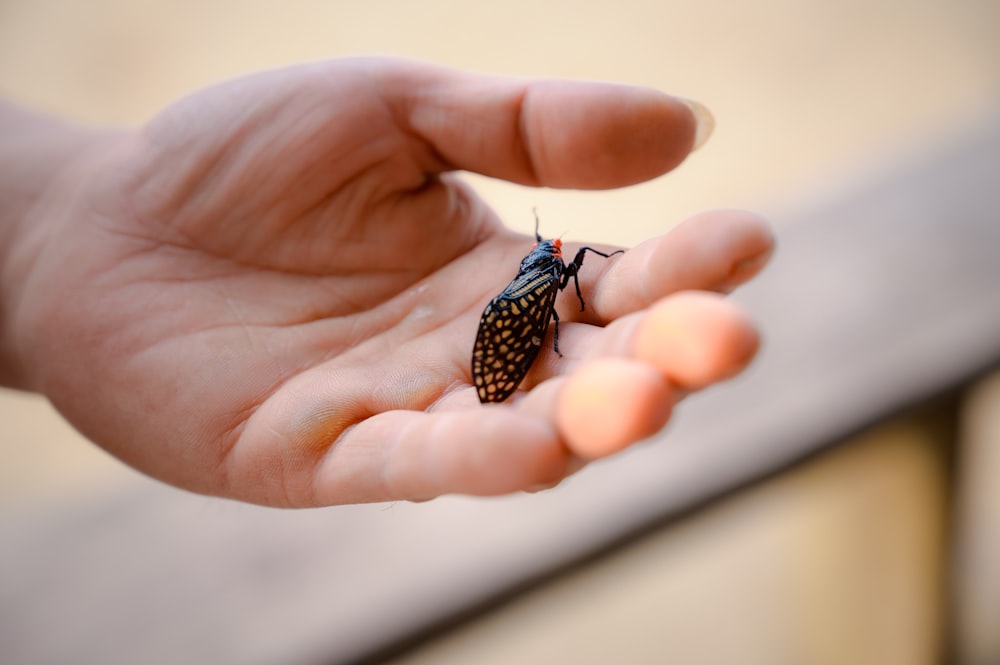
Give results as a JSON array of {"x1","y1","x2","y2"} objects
[
  {"x1": 563, "y1": 246, "x2": 625, "y2": 311},
  {"x1": 551, "y1": 307, "x2": 563, "y2": 356}
]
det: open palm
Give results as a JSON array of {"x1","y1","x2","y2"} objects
[{"x1": 18, "y1": 58, "x2": 772, "y2": 505}]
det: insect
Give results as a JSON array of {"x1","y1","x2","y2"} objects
[{"x1": 471, "y1": 212, "x2": 624, "y2": 403}]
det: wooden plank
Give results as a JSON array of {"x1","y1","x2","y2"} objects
[{"x1": 2, "y1": 112, "x2": 998, "y2": 665}]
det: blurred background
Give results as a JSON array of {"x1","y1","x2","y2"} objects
[{"x1": 1, "y1": 1, "x2": 998, "y2": 664}]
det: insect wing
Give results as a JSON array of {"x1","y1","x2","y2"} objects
[{"x1": 472, "y1": 270, "x2": 560, "y2": 403}]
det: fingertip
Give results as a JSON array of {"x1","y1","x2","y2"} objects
[
  {"x1": 556, "y1": 358, "x2": 673, "y2": 460},
  {"x1": 635, "y1": 292, "x2": 760, "y2": 389},
  {"x1": 690, "y1": 210, "x2": 776, "y2": 292},
  {"x1": 657, "y1": 209, "x2": 775, "y2": 293}
]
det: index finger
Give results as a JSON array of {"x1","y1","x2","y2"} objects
[{"x1": 567, "y1": 209, "x2": 775, "y2": 325}]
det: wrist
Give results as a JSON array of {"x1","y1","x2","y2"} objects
[{"x1": 0, "y1": 101, "x2": 120, "y2": 389}]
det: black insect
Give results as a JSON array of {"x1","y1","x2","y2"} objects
[{"x1": 472, "y1": 212, "x2": 624, "y2": 403}]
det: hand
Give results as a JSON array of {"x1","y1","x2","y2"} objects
[{"x1": 7, "y1": 57, "x2": 772, "y2": 506}]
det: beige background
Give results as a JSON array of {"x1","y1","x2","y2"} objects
[
  {"x1": 1, "y1": 2, "x2": 998, "y2": 663},
  {"x1": 0, "y1": 0, "x2": 997, "y2": 530}
]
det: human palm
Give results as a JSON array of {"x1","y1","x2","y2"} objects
[{"x1": 16, "y1": 58, "x2": 772, "y2": 505}]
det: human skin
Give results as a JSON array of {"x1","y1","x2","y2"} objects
[{"x1": 0, "y1": 57, "x2": 773, "y2": 507}]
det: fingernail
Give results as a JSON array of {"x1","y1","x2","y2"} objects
[{"x1": 682, "y1": 98, "x2": 715, "y2": 151}]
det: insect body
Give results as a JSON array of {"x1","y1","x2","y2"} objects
[{"x1": 471, "y1": 214, "x2": 623, "y2": 403}]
